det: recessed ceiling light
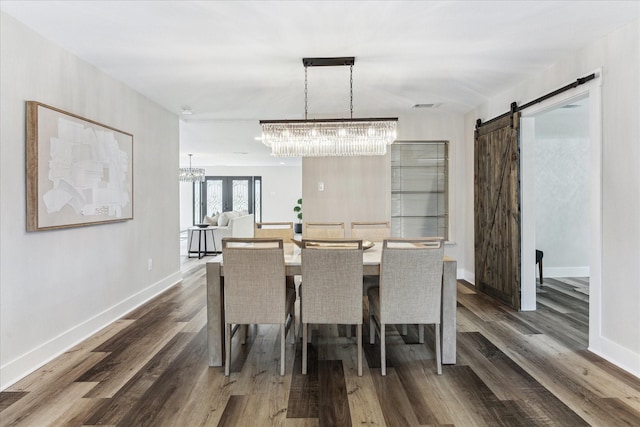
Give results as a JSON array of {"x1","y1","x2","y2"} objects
[
  {"x1": 180, "y1": 106, "x2": 193, "y2": 115},
  {"x1": 233, "y1": 151, "x2": 249, "y2": 155}
]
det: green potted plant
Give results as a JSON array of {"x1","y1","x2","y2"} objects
[{"x1": 293, "y1": 198, "x2": 302, "y2": 234}]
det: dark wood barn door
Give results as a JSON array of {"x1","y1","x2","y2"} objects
[{"x1": 474, "y1": 112, "x2": 521, "y2": 309}]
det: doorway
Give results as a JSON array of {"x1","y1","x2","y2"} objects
[
  {"x1": 193, "y1": 176, "x2": 262, "y2": 224},
  {"x1": 519, "y1": 69, "x2": 602, "y2": 352},
  {"x1": 533, "y1": 98, "x2": 590, "y2": 341}
]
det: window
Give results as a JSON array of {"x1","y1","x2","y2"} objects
[
  {"x1": 391, "y1": 141, "x2": 448, "y2": 240},
  {"x1": 193, "y1": 176, "x2": 262, "y2": 224}
]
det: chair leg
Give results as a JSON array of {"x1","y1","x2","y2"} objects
[
  {"x1": 346, "y1": 324, "x2": 351, "y2": 338},
  {"x1": 435, "y1": 323, "x2": 442, "y2": 375},
  {"x1": 357, "y1": 324, "x2": 362, "y2": 377},
  {"x1": 225, "y1": 323, "x2": 231, "y2": 376},
  {"x1": 241, "y1": 324, "x2": 248, "y2": 345},
  {"x1": 290, "y1": 324, "x2": 296, "y2": 343},
  {"x1": 369, "y1": 314, "x2": 376, "y2": 344},
  {"x1": 539, "y1": 259, "x2": 543, "y2": 285},
  {"x1": 381, "y1": 323, "x2": 386, "y2": 376},
  {"x1": 289, "y1": 310, "x2": 296, "y2": 344},
  {"x1": 419, "y1": 324, "x2": 424, "y2": 344},
  {"x1": 280, "y1": 324, "x2": 286, "y2": 376},
  {"x1": 401, "y1": 324, "x2": 408, "y2": 335},
  {"x1": 302, "y1": 323, "x2": 308, "y2": 375}
]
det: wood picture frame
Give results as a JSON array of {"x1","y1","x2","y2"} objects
[{"x1": 26, "y1": 101, "x2": 134, "y2": 231}]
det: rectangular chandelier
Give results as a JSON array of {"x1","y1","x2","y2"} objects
[
  {"x1": 259, "y1": 57, "x2": 398, "y2": 157},
  {"x1": 260, "y1": 117, "x2": 398, "y2": 157}
]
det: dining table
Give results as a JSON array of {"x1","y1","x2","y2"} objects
[{"x1": 206, "y1": 242, "x2": 457, "y2": 367}]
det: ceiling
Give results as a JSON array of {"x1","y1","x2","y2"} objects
[{"x1": 2, "y1": 1, "x2": 638, "y2": 166}]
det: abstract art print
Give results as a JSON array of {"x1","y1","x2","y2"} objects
[{"x1": 26, "y1": 101, "x2": 133, "y2": 231}]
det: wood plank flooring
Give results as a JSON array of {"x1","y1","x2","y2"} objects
[{"x1": 1, "y1": 259, "x2": 639, "y2": 426}]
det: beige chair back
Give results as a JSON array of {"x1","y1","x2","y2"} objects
[
  {"x1": 254, "y1": 222, "x2": 294, "y2": 243},
  {"x1": 301, "y1": 239, "x2": 363, "y2": 325},
  {"x1": 379, "y1": 238, "x2": 444, "y2": 324},
  {"x1": 222, "y1": 238, "x2": 286, "y2": 325},
  {"x1": 304, "y1": 222, "x2": 345, "y2": 238},
  {"x1": 350, "y1": 221, "x2": 390, "y2": 242}
]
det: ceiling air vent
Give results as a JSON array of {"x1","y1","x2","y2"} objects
[{"x1": 412, "y1": 103, "x2": 441, "y2": 109}]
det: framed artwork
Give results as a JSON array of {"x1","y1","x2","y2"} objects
[{"x1": 26, "y1": 101, "x2": 134, "y2": 231}]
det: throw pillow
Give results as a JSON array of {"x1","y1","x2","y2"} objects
[
  {"x1": 217, "y1": 212, "x2": 230, "y2": 227},
  {"x1": 205, "y1": 214, "x2": 219, "y2": 225}
]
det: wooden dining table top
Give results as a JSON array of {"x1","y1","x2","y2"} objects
[{"x1": 212, "y1": 242, "x2": 454, "y2": 270}]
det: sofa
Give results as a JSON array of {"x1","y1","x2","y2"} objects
[{"x1": 187, "y1": 210, "x2": 255, "y2": 256}]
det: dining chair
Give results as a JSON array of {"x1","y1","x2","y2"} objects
[
  {"x1": 368, "y1": 238, "x2": 445, "y2": 376},
  {"x1": 301, "y1": 238, "x2": 364, "y2": 376},
  {"x1": 350, "y1": 221, "x2": 391, "y2": 241},
  {"x1": 254, "y1": 222, "x2": 297, "y2": 290},
  {"x1": 222, "y1": 237, "x2": 296, "y2": 376},
  {"x1": 303, "y1": 222, "x2": 345, "y2": 238},
  {"x1": 351, "y1": 221, "x2": 391, "y2": 296},
  {"x1": 254, "y1": 222, "x2": 294, "y2": 243}
]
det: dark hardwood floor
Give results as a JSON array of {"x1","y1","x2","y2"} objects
[
  {"x1": 1, "y1": 258, "x2": 638, "y2": 426},
  {"x1": 534, "y1": 277, "x2": 589, "y2": 351}
]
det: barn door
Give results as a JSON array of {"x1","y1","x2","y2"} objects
[{"x1": 474, "y1": 109, "x2": 521, "y2": 309}]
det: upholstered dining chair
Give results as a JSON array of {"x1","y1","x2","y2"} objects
[
  {"x1": 351, "y1": 221, "x2": 391, "y2": 296},
  {"x1": 350, "y1": 221, "x2": 391, "y2": 242},
  {"x1": 222, "y1": 237, "x2": 296, "y2": 376},
  {"x1": 254, "y1": 222, "x2": 294, "y2": 243},
  {"x1": 368, "y1": 238, "x2": 445, "y2": 376},
  {"x1": 303, "y1": 222, "x2": 345, "y2": 239},
  {"x1": 254, "y1": 222, "x2": 297, "y2": 289},
  {"x1": 300, "y1": 239, "x2": 364, "y2": 376}
]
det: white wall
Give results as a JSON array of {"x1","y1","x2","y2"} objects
[
  {"x1": 534, "y1": 135, "x2": 590, "y2": 275},
  {"x1": 180, "y1": 181, "x2": 196, "y2": 231},
  {"x1": 302, "y1": 154, "x2": 391, "y2": 235},
  {"x1": 535, "y1": 105, "x2": 590, "y2": 277},
  {"x1": 464, "y1": 19, "x2": 640, "y2": 376},
  {"x1": 0, "y1": 13, "x2": 182, "y2": 389},
  {"x1": 179, "y1": 165, "x2": 302, "y2": 230}
]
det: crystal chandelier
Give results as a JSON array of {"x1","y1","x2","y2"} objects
[
  {"x1": 179, "y1": 154, "x2": 205, "y2": 182},
  {"x1": 260, "y1": 57, "x2": 398, "y2": 157}
]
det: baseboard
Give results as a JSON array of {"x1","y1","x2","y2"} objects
[
  {"x1": 588, "y1": 336, "x2": 640, "y2": 379},
  {"x1": 0, "y1": 271, "x2": 182, "y2": 391},
  {"x1": 462, "y1": 269, "x2": 475, "y2": 285},
  {"x1": 459, "y1": 267, "x2": 588, "y2": 284},
  {"x1": 544, "y1": 266, "x2": 590, "y2": 278}
]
